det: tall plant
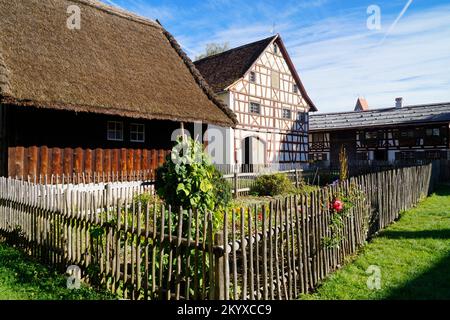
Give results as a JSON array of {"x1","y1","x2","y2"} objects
[
  {"x1": 339, "y1": 145, "x2": 348, "y2": 181},
  {"x1": 155, "y1": 137, "x2": 231, "y2": 214}
]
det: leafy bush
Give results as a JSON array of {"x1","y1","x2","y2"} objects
[
  {"x1": 155, "y1": 137, "x2": 231, "y2": 212},
  {"x1": 250, "y1": 173, "x2": 295, "y2": 196},
  {"x1": 212, "y1": 170, "x2": 232, "y2": 210}
]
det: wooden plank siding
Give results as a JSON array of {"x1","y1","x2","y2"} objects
[
  {"x1": 7, "y1": 146, "x2": 170, "y2": 179},
  {"x1": 0, "y1": 106, "x2": 202, "y2": 180}
]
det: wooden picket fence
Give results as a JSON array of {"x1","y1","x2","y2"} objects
[{"x1": 0, "y1": 163, "x2": 440, "y2": 300}]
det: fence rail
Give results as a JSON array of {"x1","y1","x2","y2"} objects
[{"x1": 0, "y1": 163, "x2": 445, "y2": 300}]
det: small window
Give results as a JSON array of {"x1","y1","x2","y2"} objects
[
  {"x1": 282, "y1": 109, "x2": 292, "y2": 119},
  {"x1": 312, "y1": 133, "x2": 324, "y2": 143},
  {"x1": 365, "y1": 131, "x2": 378, "y2": 140},
  {"x1": 400, "y1": 130, "x2": 414, "y2": 138},
  {"x1": 426, "y1": 128, "x2": 440, "y2": 137},
  {"x1": 274, "y1": 43, "x2": 278, "y2": 54},
  {"x1": 130, "y1": 123, "x2": 145, "y2": 142},
  {"x1": 293, "y1": 84, "x2": 298, "y2": 94},
  {"x1": 107, "y1": 121, "x2": 124, "y2": 141},
  {"x1": 249, "y1": 102, "x2": 261, "y2": 114},
  {"x1": 297, "y1": 112, "x2": 307, "y2": 122},
  {"x1": 249, "y1": 71, "x2": 256, "y2": 83}
]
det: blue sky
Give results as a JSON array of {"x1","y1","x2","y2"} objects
[{"x1": 101, "y1": 0, "x2": 450, "y2": 113}]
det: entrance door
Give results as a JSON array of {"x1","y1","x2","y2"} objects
[{"x1": 242, "y1": 136, "x2": 266, "y2": 168}]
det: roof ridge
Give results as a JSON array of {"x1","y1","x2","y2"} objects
[
  {"x1": 158, "y1": 23, "x2": 238, "y2": 125},
  {"x1": 194, "y1": 35, "x2": 277, "y2": 63},
  {"x1": 311, "y1": 102, "x2": 450, "y2": 117},
  {"x1": 71, "y1": 0, "x2": 161, "y2": 29}
]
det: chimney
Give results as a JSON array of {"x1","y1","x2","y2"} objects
[
  {"x1": 355, "y1": 97, "x2": 369, "y2": 112},
  {"x1": 395, "y1": 97, "x2": 403, "y2": 108}
]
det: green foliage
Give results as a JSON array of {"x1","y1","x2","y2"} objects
[
  {"x1": 212, "y1": 169, "x2": 232, "y2": 210},
  {"x1": 0, "y1": 243, "x2": 114, "y2": 300},
  {"x1": 322, "y1": 183, "x2": 366, "y2": 249},
  {"x1": 195, "y1": 42, "x2": 230, "y2": 60},
  {"x1": 155, "y1": 137, "x2": 231, "y2": 213},
  {"x1": 301, "y1": 185, "x2": 450, "y2": 300},
  {"x1": 133, "y1": 192, "x2": 162, "y2": 210},
  {"x1": 250, "y1": 173, "x2": 295, "y2": 196}
]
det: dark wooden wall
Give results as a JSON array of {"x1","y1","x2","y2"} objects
[
  {"x1": 3, "y1": 106, "x2": 202, "y2": 178},
  {"x1": 330, "y1": 130, "x2": 356, "y2": 164},
  {"x1": 0, "y1": 104, "x2": 7, "y2": 176}
]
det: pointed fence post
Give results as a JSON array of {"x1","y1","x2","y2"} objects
[
  {"x1": 214, "y1": 232, "x2": 225, "y2": 300},
  {"x1": 233, "y1": 171, "x2": 238, "y2": 198}
]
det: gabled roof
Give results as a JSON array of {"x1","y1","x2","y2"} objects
[
  {"x1": 309, "y1": 102, "x2": 450, "y2": 131},
  {"x1": 194, "y1": 36, "x2": 276, "y2": 93},
  {"x1": 0, "y1": 0, "x2": 237, "y2": 127},
  {"x1": 194, "y1": 34, "x2": 317, "y2": 111}
]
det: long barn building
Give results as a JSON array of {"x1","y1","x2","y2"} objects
[{"x1": 309, "y1": 99, "x2": 450, "y2": 166}]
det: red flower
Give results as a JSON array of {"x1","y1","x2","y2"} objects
[
  {"x1": 258, "y1": 212, "x2": 263, "y2": 221},
  {"x1": 332, "y1": 199, "x2": 344, "y2": 212}
]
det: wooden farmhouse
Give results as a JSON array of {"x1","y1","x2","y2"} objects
[
  {"x1": 0, "y1": 0, "x2": 237, "y2": 180},
  {"x1": 309, "y1": 99, "x2": 450, "y2": 166},
  {"x1": 194, "y1": 35, "x2": 316, "y2": 168}
]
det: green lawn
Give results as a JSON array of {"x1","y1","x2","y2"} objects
[
  {"x1": 300, "y1": 184, "x2": 450, "y2": 300},
  {"x1": 0, "y1": 242, "x2": 115, "y2": 300}
]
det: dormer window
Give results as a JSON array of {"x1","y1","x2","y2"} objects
[{"x1": 249, "y1": 71, "x2": 256, "y2": 83}]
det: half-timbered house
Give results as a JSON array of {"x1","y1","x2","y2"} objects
[
  {"x1": 309, "y1": 100, "x2": 450, "y2": 166},
  {"x1": 194, "y1": 35, "x2": 316, "y2": 168},
  {"x1": 0, "y1": 0, "x2": 237, "y2": 179}
]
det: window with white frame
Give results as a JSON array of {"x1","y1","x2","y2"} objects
[
  {"x1": 249, "y1": 71, "x2": 256, "y2": 83},
  {"x1": 130, "y1": 123, "x2": 145, "y2": 142},
  {"x1": 274, "y1": 43, "x2": 278, "y2": 54},
  {"x1": 107, "y1": 121, "x2": 124, "y2": 141},
  {"x1": 249, "y1": 102, "x2": 261, "y2": 114},
  {"x1": 282, "y1": 109, "x2": 292, "y2": 119},
  {"x1": 293, "y1": 84, "x2": 298, "y2": 93}
]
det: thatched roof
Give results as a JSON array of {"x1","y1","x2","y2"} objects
[
  {"x1": 194, "y1": 34, "x2": 317, "y2": 111},
  {"x1": 0, "y1": 0, "x2": 237, "y2": 127}
]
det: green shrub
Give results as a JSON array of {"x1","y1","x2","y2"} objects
[
  {"x1": 155, "y1": 137, "x2": 231, "y2": 213},
  {"x1": 250, "y1": 173, "x2": 295, "y2": 196},
  {"x1": 212, "y1": 169, "x2": 232, "y2": 210}
]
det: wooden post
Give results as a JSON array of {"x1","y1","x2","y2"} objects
[
  {"x1": 233, "y1": 171, "x2": 238, "y2": 198},
  {"x1": 295, "y1": 169, "x2": 299, "y2": 189},
  {"x1": 214, "y1": 232, "x2": 225, "y2": 300},
  {"x1": 180, "y1": 122, "x2": 186, "y2": 143}
]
